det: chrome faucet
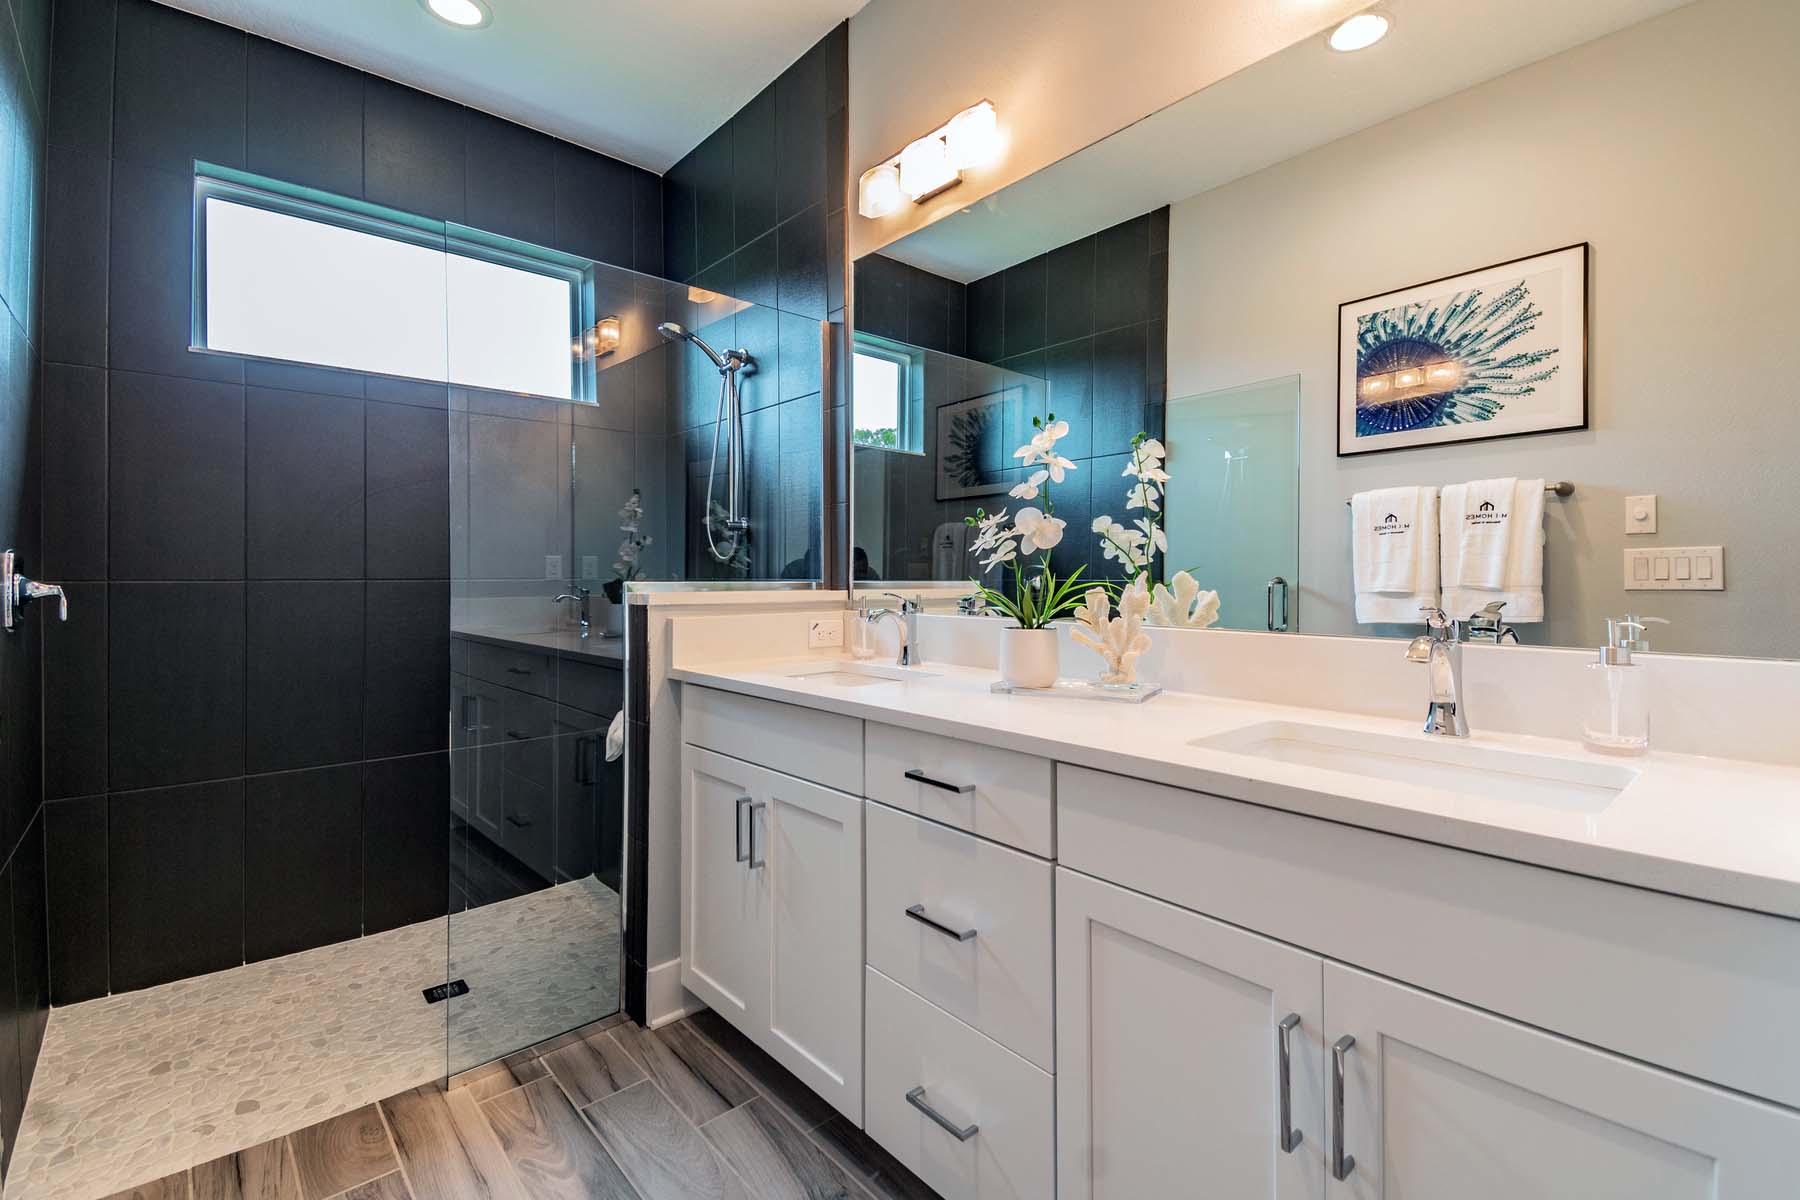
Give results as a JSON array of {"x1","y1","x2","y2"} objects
[
  {"x1": 862, "y1": 606, "x2": 913, "y2": 667},
  {"x1": 1463, "y1": 600, "x2": 1520, "y2": 645},
  {"x1": 882, "y1": 592, "x2": 923, "y2": 667},
  {"x1": 1406, "y1": 607, "x2": 1469, "y2": 738},
  {"x1": 553, "y1": 586, "x2": 591, "y2": 635}
]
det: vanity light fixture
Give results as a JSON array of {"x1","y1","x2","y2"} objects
[
  {"x1": 858, "y1": 100, "x2": 1001, "y2": 218},
  {"x1": 573, "y1": 316, "x2": 622, "y2": 361},
  {"x1": 421, "y1": 0, "x2": 491, "y2": 28},
  {"x1": 1327, "y1": 10, "x2": 1390, "y2": 52}
]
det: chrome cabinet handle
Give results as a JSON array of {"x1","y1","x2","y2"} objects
[
  {"x1": 505, "y1": 814, "x2": 530, "y2": 828},
  {"x1": 746, "y1": 800, "x2": 767, "y2": 870},
  {"x1": 1266, "y1": 576, "x2": 1289, "y2": 632},
  {"x1": 3, "y1": 550, "x2": 68, "y2": 631},
  {"x1": 904, "y1": 769, "x2": 974, "y2": 794},
  {"x1": 1331, "y1": 1034, "x2": 1356, "y2": 1181},
  {"x1": 734, "y1": 796, "x2": 751, "y2": 864},
  {"x1": 1277, "y1": 1013, "x2": 1303, "y2": 1154},
  {"x1": 506, "y1": 666, "x2": 531, "y2": 676},
  {"x1": 905, "y1": 1086, "x2": 978, "y2": 1141},
  {"x1": 905, "y1": 904, "x2": 976, "y2": 942}
]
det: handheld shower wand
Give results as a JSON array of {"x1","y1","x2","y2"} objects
[{"x1": 657, "y1": 322, "x2": 752, "y2": 563}]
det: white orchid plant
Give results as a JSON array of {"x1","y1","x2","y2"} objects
[
  {"x1": 1090, "y1": 432, "x2": 1169, "y2": 592},
  {"x1": 605, "y1": 490, "x2": 653, "y2": 604},
  {"x1": 963, "y1": 414, "x2": 1090, "y2": 630}
]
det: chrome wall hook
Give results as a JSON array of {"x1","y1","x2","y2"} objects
[{"x1": 3, "y1": 550, "x2": 69, "y2": 631}]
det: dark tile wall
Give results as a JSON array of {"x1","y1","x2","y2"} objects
[
  {"x1": 851, "y1": 209, "x2": 1170, "y2": 583},
  {"x1": 0, "y1": 0, "x2": 51, "y2": 1171},
  {"x1": 661, "y1": 23, "x2": 847, "y2": 583},
  {"x1": 38, "y1": 0, "x2": 661, "y2": 1002}
]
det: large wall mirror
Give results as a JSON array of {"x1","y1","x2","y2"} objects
[{"x1": 847, "y1": 0, "x2": 1797, "y2": 658}]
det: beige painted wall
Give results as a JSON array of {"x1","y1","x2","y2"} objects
[
  {"x1": 1166, "y1": 0, "x2": 1800, "y2": 657},
  {"x1": 847, "y1": 0, "x2": 1363, "y2": 258}
]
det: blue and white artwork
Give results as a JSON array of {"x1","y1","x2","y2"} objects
[
  {"x1": 935, "y1": 386, "x2": 1019, "y2": 500},
  {"x1": 1338, "y1": 244, "x2": 1587, "y2": 455}
]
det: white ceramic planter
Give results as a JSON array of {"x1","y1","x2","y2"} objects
[
  {"x1": 599, "y1": 595, "x2": 625, "y2": 638},
  {"x1": 999, "y1": 627, "x2": 1061, "y2": 689}
]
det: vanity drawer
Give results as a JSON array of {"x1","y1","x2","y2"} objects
[
  {"x1": 864, "y1": 723, "x2": 1053, "y2": 857},
  {"x1": 865, "y1": 802, "x2": 1053, "y2": 1071},
  {"x1": 466, "y1": 642, "x2": 555, "y2": 698},
  {"x1": 681, "y1": 686, "x2": 862, "y2": 794},
  {"x1": 864, "y1": 967, "x2": 1054, "y2": 1200}
]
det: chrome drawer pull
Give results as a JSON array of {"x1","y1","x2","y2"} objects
[
  {"x1": 1331, "y1": 1034, "x2": 1356, "y2": 1181},
  {"x1": 506, "y1": 666, "x2": 532, "y2": 675},
  {"x1": 746, "y1": 800, "x2": 767, "y2": 870},
  {"x1": 1277, "y1": 1013, "x2": 1303, "y2": 1153},
  {"x1": 905, "y1": 904, "x2": 976, "y2": 942},
  {"x1": 904, "y1": 769, "x2": 974, "y2": 794},
  {"x1": 905, "y1": 1086, "x2": 978, "y2": 1141},
  {"x1": 734, "y1": 796, "x2": 751, "y2": 864}
]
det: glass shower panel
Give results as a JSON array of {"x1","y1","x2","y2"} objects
[{"x1": 1163, "y1": 376, "x2": 1302, "y2": 632}]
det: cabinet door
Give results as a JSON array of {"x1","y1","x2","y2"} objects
[
  {"x1": 1324, "y1": 963, "x2": 1800, "y2": 1198},
  {"x1": 680, "y1": 746, "x2": 768, "y2": 1029},
  {"x1": 1057, "y1": 868, "x2": 1325, "y2": 1200},
  {"x1": 763, "y1": 767, "x2": 865, "y2": 1123}
]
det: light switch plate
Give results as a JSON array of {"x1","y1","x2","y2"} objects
[
  {"x1": 808, "y1": 617, "x2": 844, "y2": 648},
  {"x1": 1624, "y1": 546, "x2": 1723, "y2": 590},
  {"x1": 545, "y1": 554, "x2": 563, "y2": 579},
  {"x1": 581, "y1": 555, "x2": 599, "y2": 580},
  {"x1": 1625, "y1": 494, "x2": 1657, "y2": 535}
]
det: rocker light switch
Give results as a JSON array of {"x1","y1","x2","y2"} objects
[{"x1": 1624, "y1": 546, "x2": 1724, "y2": 590}]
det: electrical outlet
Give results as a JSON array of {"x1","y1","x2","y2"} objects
[
  {"x1": 581, "y1": 556, "x2": 600, "y2": 580},
  {"x1": 545, "y1": 555, "x2": 563, "y2": 579},
  {"x1": 808, "y1": 617, "x2": 845, "y2": 648}
]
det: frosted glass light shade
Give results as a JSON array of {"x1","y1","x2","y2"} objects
[
  {"x1": 898, "y1": 136, "x2": 958, "y2": 201},
  {"x1": 858, "y1": 163, "x2": 903, "y2": 218},
  {"x1": 945, "y1": 101, "x2": 999, "y2": 168}
]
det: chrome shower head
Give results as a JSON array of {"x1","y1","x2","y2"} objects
[{"x1": 656, "y1": 320, "x2": 735, "y2": 371}]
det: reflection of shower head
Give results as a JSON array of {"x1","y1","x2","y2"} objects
[{"x1": 656, "y1": 320, "x2": 734, "y2": 372}]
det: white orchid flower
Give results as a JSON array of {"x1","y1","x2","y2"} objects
[
  {"x1": 1008, "y1": 469, "x2": 1050, "y2": 500},
  {"x1": 1013, "y1": 506, "x2": 1066, "y2": 552},
  {"x1": 1042, "y1": 453, "x2": 1077, "y2": 483},
  {"x1": 1135, "y1": 516, "x2": 1168, "y2": 554},
  {"x1": 1126, "y1": 481, "x2": 1162, "y2": 512},
  {"x1": 980, "y1": 539, "x2": 1019, "y2": 569},
  {"x1": 1137, "y1": 438, "x2": 1166, "y2": 460},
  {"x1": 1093, "y1": 515, "x2": 1148, "y2": 567},
  {"x1": 1013, "y1": 418, "x2": 1072, "y2": 466},
  {"x1": 969, "y1": 509, "x2": 1011, "y2": 554}
]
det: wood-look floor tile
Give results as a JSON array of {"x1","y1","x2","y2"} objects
[
  {"x1": 529, "y1": 1012, "x2": 627, "y2": 1058},
  {"x1": 288, "y1": 1104, "x2": 400, "y2": 1199},
  {"x1": 686, "y1": 1009, "x2": 839, "y2": 1132},
  {"x1": 701, "y1": 1097, "x2": 870, "y2": 1200},
  {"x1": 542, "y1": 1029, "x2": 646, "y2": 1107},
  {"x1": 380, "y1": 1083, "x2": 526, "y2": 1200},
  {"x1": 454, "y1": 1050, "x2": 551, "y2": 1103},
  {"x1": 101, "y1": 1173, "x2": 191, "y2": 1200},
  {"x1": 191, "y1": 1136, "x2": 303, "y2": 1200},
  {"x1": 336, "y1": 1172, "x2": 412, "y2": 1200},
  {"x1": 809, "y1": 1115, "x2": 942, "y2": 1200},
  {"x1": 583, "y1": 1081, "x2": 753, "y2": 1200},
  {"x1": 483, "y1": 1076, "x2": 640, "y2": 1199},
  {"x1": 610, "y1": 1019, "x2": 757, "y2": 1125}
]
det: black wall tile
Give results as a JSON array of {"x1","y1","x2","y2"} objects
[
  {"x1": 13, "y1": 811, "x2": 49, "y2": 1081},
  {"x1": 1003, "y1": 256, "x2": 1048, "y2": 358},
  {"x1": 108, "y1": 371, "x2": 245, "y2": 579},
  {"x1": 690, "y1": 125, "x2": 734, "y2": 274},
  {"x1": 246, "y1": 582, "x2": 364, "y2": 773},
  {"x1": 363, "y1": 581, "x2": 450, "y2": 759},
  {"x1": 967, "y1": 273, "x2": 1005, "y2": 364},
  {"x1": 46, "y1": 795, "x2": 108, "y2": 1003},
  {"x1": 661, "y1": 156, "x2": 697, "y2": 282},
  {"x1": 852, "y1": 256, "x2": 905, "y2": 342},
  {"x1": 550, "y1": 141, "x2": 637, "y2": 269},
  {"x1": 776, "y1": 206, "x2": 826, "y2": 320},
  {"x1": 43, "y1": 583, "x2": 106, "y2": 800},
  {"x1": 0, "y1": 867, "x2": 19, "y2": 1159},
  {"x1": 40, "y1": 364, "x2": 106, "y2": 579},
  {"x1": 108, "y1": 779, "x2": 245, "y2": 991},
  {"x1": 465, "y1": 113, "x2": 556, "y2": 248},
  {"x1": 1094, "y1": 213, "x2": 1151, "y2": 331},
  {"x1": 244, "y1": 764, "x2": 362, "y2": 960},
  {"x1": 112, "y1": 0, "x2": 245, "y2": 171},
  {"x1": 108, "y1": 582, "x2": 245, "y2": 790},
  {"x1": 732, "y1": 83, "x2": 777, "y2": 246},
  {"x1": 363, "y1": 752, "x2": 449, "y2": 934},
  {"x1": 366, "y1": 399, "x2": 450, "y2": 579},
  {"x1": 242, "y1": 359, "x2": 364, "y2": 399},
  {"x1": 775, "y1": 34, "x2": 827, "y2": 222},
  {"x1": 1092, "y1": 322, "x2": 1150, "y2": 452},
  {"x1": 41, "y1": 146, "x2": 108, "y2": 367},
  {"x1": 109, "y1": 162, "x2": 243, "y2": 383},
  {"x1": 778, "y1": 311, "x2": 821, "y2": 403},
  {"x1": 364, "y1": 76, "x2": 465, "y2": 222},
  {"x1": 732, "y1": 230, "x2": 777, "y2": 311},
  {"x1": 246, "y1": 38, "x2": 364, "y2": 197},
  {"x1": 247, "y1": 387, "x2": 365, "y2": 579},
  {"x1": 47, "y1": 0, "x2": 114, "y2": 154},
  {"x1": 631, "y1": 168, "x2": 662, "y2": 277},
  {"x1": 1045, "y1": 238, "x2": 1095, "y2": 345},
  {"x1": 1043, "y1": 338, "x2": 1094, "y2": 460}
]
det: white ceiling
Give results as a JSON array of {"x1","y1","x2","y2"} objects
[
  {"x1": 880, "y1": 0, "x2": 1694, "y2": 281},
  {"x1": 158, "y1": 0, "x2": 867, "y2": 173}
]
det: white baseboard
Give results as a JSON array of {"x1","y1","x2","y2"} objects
[{"x1": 646, "y1": 958, "x2": 706, "y2": 1029}]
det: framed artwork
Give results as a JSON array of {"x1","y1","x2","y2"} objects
[
  {"x1": 934, "y1": 385, "x2": 1020, "y2": 500},
  {"x1": 1338, "y1": 243, "x2": 1588, "y2": 456}
]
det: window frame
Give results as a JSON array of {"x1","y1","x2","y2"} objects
[
  {"x1": 190, "y1": 163, "x2": 597, "y2": 403},
  {"x1": 852, "y1": 333, "x2": 925, "y2": 453}
]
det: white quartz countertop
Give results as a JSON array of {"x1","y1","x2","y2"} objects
[
  {"x1": 453, "y1": 624, "x2": 624, "y2": 664},
  {"x1": 670, "y1": 656, "x2": 1800, "y2": 920}
]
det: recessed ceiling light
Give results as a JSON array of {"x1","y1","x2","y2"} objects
[
  {"x1": 1328, "y1": 11, "x2": 1390, "y2": 52},
  {"x1": 421, "y1": 0, "x2": 491, "y2": 29}
]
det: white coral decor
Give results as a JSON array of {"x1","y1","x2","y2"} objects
[
  {"x1": 1071, "y1": 579, "x2": 1153, "y2": 685},
  {"x1": 1150, "y1": 570, "x2": 1221, "y2": 629}
]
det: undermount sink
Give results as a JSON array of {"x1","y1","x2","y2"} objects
[
  {"x1": 784, "y1": 662, "x2": 939, "y2": 687},
  {"x1": 1192, "y1": 721, "x2": 1638, "y2": 814}
]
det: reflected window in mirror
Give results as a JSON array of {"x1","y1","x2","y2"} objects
[{"x1": 853, "y1": 335, "x2": 924, "y2": 453}]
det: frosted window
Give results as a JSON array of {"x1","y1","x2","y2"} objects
[{"x1": 202, "y1": 197, "x2": 575, "y2": 400}]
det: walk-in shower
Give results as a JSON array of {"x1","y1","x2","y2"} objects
[{"x1": 658, "y1": 320, "x2": 754, "y2": 562}]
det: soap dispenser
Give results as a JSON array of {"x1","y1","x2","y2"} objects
[{"x1": 1581, "y1": 614, "x2": 1666, "y2": 754}]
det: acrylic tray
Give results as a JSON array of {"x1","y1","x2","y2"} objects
[{"x1": 989, "y1": 679, "x2": 1163, "y2": 703}]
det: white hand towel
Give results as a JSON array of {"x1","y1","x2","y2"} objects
[
  {"x1": 1441, "y1": 479, "x2": 1546, "y2": 622},
  {"x1": 1353, "y1": 486, "x2": 1440, "y2": 624},
  {"x1": 1454, "y1": 476, "x2": 1518, "y2": 589}
]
